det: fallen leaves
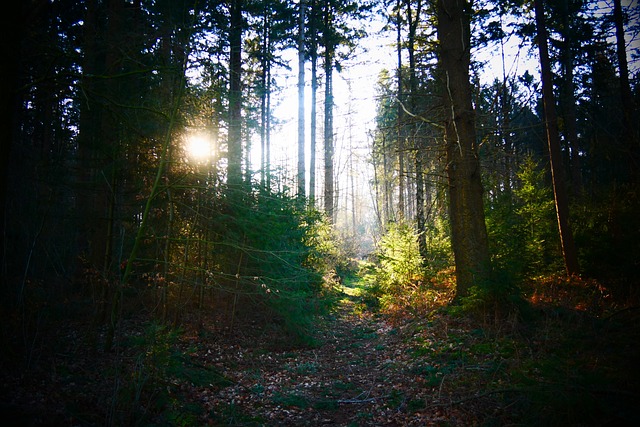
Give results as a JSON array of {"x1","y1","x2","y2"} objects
[{"x1": 2, "y1": 279, "x2": 638, "y2": 426}]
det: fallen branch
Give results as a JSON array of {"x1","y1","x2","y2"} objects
[
  {"x1": 427, "y1": 388, "x2": 521, "y2": 408},
  {"x1": 337, "y1": 397, "x2": 379, "y2": 404},
  {"x1": 337, "y1": 388, "x2": 387, "y2": 404}
]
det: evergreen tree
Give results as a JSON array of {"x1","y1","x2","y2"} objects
[
  {"x1": 437, "y1": 0, "x2": 491, "y2": 299},
  {"x1": 534, "y1": 0, "x2": 579, "y2": 276}
]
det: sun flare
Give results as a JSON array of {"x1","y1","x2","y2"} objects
[{"x1": 185, "y1": 133, "x2": 214, "y2": 162}]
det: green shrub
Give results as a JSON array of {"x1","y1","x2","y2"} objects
[
  {"x1": 571, "y1": 185, "x2": 640, "y2": 298},
  {"x1": 515, "y1": 158, "x2": 563, "y2": 272},
  {"x1": 485, "y1": 157, "x2": 562, "y2": 286},
  {"x1": 362, "y1": 222, "x2": 424, "y2": 310},
  {"x1": 118, "y1": 322, "x2": 231, "y2": 425},
  {"x1": 421, "y1": 217, "x2": 453, "y2": 276},
  {"x1": 207, "y1": 187, "x2": 342, "y2": 344}
]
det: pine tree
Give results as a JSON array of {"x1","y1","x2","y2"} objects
[{"x1": 437, "y1": 0, "x2": 491, "y2": 298}]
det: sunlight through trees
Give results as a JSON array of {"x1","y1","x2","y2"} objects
[{"x1": 1, "y1": 0, "x2": 639, "y2": 423}]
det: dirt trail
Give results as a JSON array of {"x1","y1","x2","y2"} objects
[
  {"x1": 197, "y1": 292, "x2": 452, "y2": 426},
  {"x1": 0, "y1": 285, "x2": 481, "y2": 426}
]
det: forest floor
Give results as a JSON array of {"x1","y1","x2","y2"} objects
[{"x1": 2, "y1": 276, "x2": 640, "y2": 426}]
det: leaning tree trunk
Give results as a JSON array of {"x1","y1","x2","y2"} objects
[
  {"x1": 437, "y1": 0, "x2": 491, "y2": 299},
  {"x1": 534, "y1": 0, "x2": 579, "y2": 276}
]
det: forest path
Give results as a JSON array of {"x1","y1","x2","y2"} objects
[{"x1": 198, "y1": 282, "x2": 449, "y2": 426}]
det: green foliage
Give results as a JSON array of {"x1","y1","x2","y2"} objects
[
  {"x1": 486, "y1": 157, "x2": 561, "y2": 278},
  {"x1": 479, "y1": 157, "x2": 563, "y2": 317},
  {"x1": 455, "y1": 268, "x2": 526, "y2": 321},
  {"x1": 361, "y1": 220, "x2": 455, "y2": 315},
  {"x1": 119, "y1": 322, "x2": 231, "y2": 425},
  {"x1": 513, "y1": 158, "x2": 562, "y2": 274},
  {"x1": 304, "y1": 209, "x2": 354, "y2": 283},
  {"x1": 571, "y1": 185, "x2": 640, "y2": 297},
  {"x1": 420, "y1": 217, "x2": 453, "y2": 277},
  {"x1": 470, "y1": 157, "x2": 568, "y2": 317},
  {"x1": 365, "y1": 222, "x2": 424, "y2": 307},
  {"x1": 208, "y1": 187, "x2": 339, "y2": 344}
]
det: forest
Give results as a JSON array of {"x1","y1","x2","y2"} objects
[{"x1": 1, "y1": 0, "x2": 639, "y2": 425}]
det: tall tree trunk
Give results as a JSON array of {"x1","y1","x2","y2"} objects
[
  {"x1": 0, "y1": 0, "x2": 25, "y2": 307},
  {"x1": 498, "y1": 13, "x2": 514, "y2": 197},
  {"x1": 406, "y1": 0, "x2": 426, "y2": 260},
  {"x1": 396, "y1": 0, "x2": 405, "y2": 220},
  {"x1": 383, "y1": 135, "x2": 392, "y2": 223},
  {"x1": 297, "y1": 0, "x2": 306, "y2": 197},
  {"x1": 323, "y1": 3, "x2": 334, "y2": 221},
  {"x1": 558, "y1": 0, "x2": 583, "y2": 194},
  {"x1": 437, "y1": 0, "x2": 491, "y2": 299},
  {"x1": 613, "y1": 0, "x2": 638, "y2": 180},
  {"x1": 260, "y1": 11, "x2": 269, "y2": 189},
  {"x1": 324, "y1": 65, "x2": 334, "y2": 221},
  {"x1": 77, "y1": 0, "x2": 108, "y2": 273},
  {"x1": 350, "y1": 153, "x2": 356, "y2": 235},
  {"x1": 266, "y1": 61, "x2": 272, "y2": 190},
  {"x1": 534, "y1": 0, "x2": 579, "y2": 276},
  {"x1": 228, "y1": 0, "x2": 243, "y2": 189},
  {"x1": 309, "y1": 0, "x2": 318, "y2": 204}
]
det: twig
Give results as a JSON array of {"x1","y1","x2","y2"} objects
[
  {"x1": 428, "y1": 388, "x2": 521, "y2": 408},
  {"x1": 437, "y1": 373, "x2": 446, "y2": 400},
  {"x1": 337, "y1": 397, "x2": 379, "y2": 404},
  {"x1": 602, "y1": 306, "x2": 640, "y2": 322},
  {"x1": 337, "y1": 388, "x2": 386, "y2": 405},
  {"x1": 395, "y1": 96, "x2": 444, "y2": 129}
]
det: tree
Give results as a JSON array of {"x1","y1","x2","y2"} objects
[
  {"x1": 534, "y1": 0, "x2": 579, "y2": 276},
  {"x1": 403, "y1": 0, "x2": 427, "y2": 260},
  {"x1": 554, "y1": 0, "x2": 585, "y2": 193},
  {"x1": 76, "y1": 0, "x2": 117, "y2": 275},
  {"x1": 372, "y1": 69, "x2": 398, "y2": 227},
  {"x1": 309, "y1": 0, "x2": 319, "y2": 204},
  {"x1": 244, "y1": 0, "x2": 295, "y2": 190},
  {"x1": 323, "y1": 0, "x2": 336, "y2": 221},
  {"x1": 395, "y1": 0, "x2": 406, "y2": 220},
  {"x1": 613, "y1": 0, "x2": 639, "y2": 180},
  {"x1": 297, "y1": 0, "x2": 307, "y2": 197},
  {"x1": 228, "y1": 0, "x2": 244, "y2": 189},
  {"x1": 437, "y1": 0, "x2": 491, "y2": 299},
  {"x1": 317, "y1": 0, "x2": 370, "y2": 221},
  {"x1": 0, "y1": 0, "x2": 24, "y2": 305}
]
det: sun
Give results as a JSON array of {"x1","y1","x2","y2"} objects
[{"x1": 185, "y1": 133, "x2": 214, "y2": 163}]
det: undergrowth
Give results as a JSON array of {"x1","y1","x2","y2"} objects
[{"x1": 391, "y1": 270, "x2": 639, "y2": 426}]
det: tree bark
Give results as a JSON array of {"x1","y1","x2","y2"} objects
[
  {"x1": 534, "y1": 0, "x2": 579, "y2": 276},
  {"x1": 0, "y1": 0, "x2": 25, "y2": 305},
  {"x1": 297, "y1": 0, "x2": 306, "y2": 197},
  {"x1": 558, "y1": 0, "x2": 583, "y2": 194},
  {"x1": 406, "y1": 0, "x2": 427, "y2": 260},
  {"x1": 309, "y1": 0, "x2": 318, "y2": 204},
  {"x1": 228, "y1": 0, "x2": 243, "y2": 189},
  {"x1": 323, "y1": 2, "x2": 334, "y2": 221},
  {"x1": 260, "y1": 10, "x2": 270, "y2": 188},
  {"x1": 613, "y1": 0, "x2": 638, "y2": 179},
  {"x1": 437, "y1": 0, "x2": 491, "y2": 298},
  {"x1": 396, "y1": 0, "x2": 405, "y2": 220}
]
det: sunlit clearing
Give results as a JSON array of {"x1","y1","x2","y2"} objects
[{"x1": 185, "y1": 134, "x2": 214, "y2": 163}]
